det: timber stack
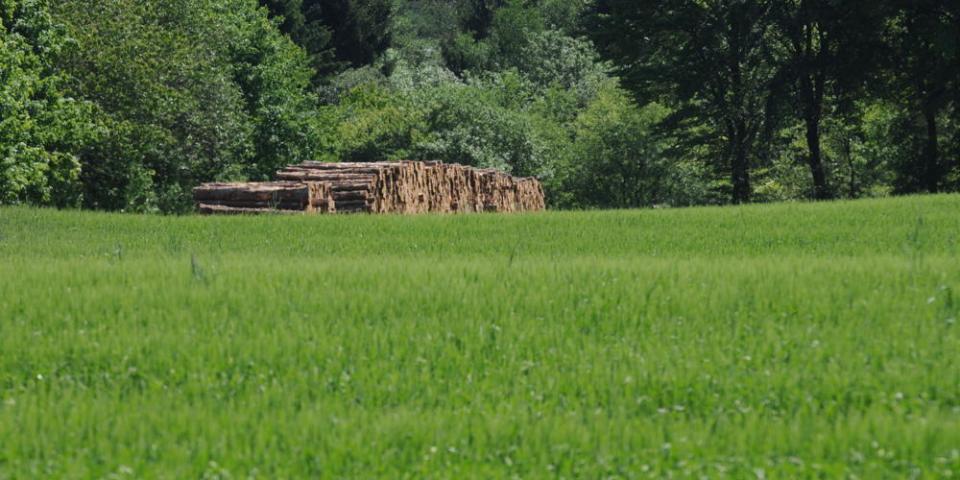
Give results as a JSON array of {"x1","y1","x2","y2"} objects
[
  {"x1": 193, "y1": 182, "x2": 335, "y2": 215},
  {"x1": 194, "y1": 161, "x2": 545, "y2": 215}
]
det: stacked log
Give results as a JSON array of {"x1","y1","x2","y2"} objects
[
  {"x1": 516, "y1": 177, "x2": 546, "y2": 212},
  {"x1": 195, "y1": 162, "x2": 545, "y2": 215},
  {"x1": 277, "y1": 162, "x2": 401, "y2": 214},
  {"x1": 193, "y1": 182, "x2": 335, "y2": 214},
  {"x1": 276, "y1": 161, "x2": 545, "y2": 214}
]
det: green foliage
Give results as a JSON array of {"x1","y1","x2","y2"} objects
[
  {"x1": 557, "y1": 85, "x2": 712, "y2": 208},
  {"x1": 228, "y1": 4, "x2": 327, "y2": 178},
  {"x1": 330, "y1": 75, "x2": 546, "y2": 175},
  {"x1": 393, "y1": 0, "x2": 463, "y2": 43},
  {"x1": 260, "y1": 0, "x2": 335, "y2": 81},
  {"x1": 311, "y1": 0, "x2": 393, "y2": 77},
  {"x1": 588, "y1": 0, "x2": 784, "y2": 204},
  {"x1": 53, "y1": 0, "x2": 249, "y2": 211},
  {"x1": 461, "y1": 0, "x2": 504, "y2": 39},
  {"x1": 0, "y1": 146, "x2": 83, "y2": 207},
  {"x1": 585, "y1": 0, "x2": 957, "y2": 204},
  {"x1": 319, "y1": 0, "x2": 393, "y2": 70},
  {"x1": 333, "y1": 83, "x2": 427, "y2": 162},
  {"x1": 441, "y1": 32, "x2": 494, "y2": 76},
  {"x1": 328, "y1": 0, "x2": 709, "y2": 210},
  {"x1": 823, "y1": 103, "x2": 898, "y2": 198},
  {"x1": 260, "y1": 0, "x2": 393, "y2": 80},
  {"x1": 535, "y1": 0, "x2": 589, "y2": 33},
  {"x1": 486, "y1": 0, "x2": 543, "y2": 67},
  {"x1": 414, "y1": 77, "x2": 543, "y2": 175},
  {"x1": 50, "y1": 0, "x2": 322, "y2": 212},
  {"x1": 881, "y1": 0, "x2": 959, "y2": 193},
  {"x1": 517, "y1": 30, "x2": 606, "y2": 105},
  {"x1": 768, "y1": 0, "x2": 890, "y2": 200},
  {"x1": 5, "y1": 0, "x2": 959, "y2": 211},
  {"x1": 0, "y1": 0, "x2": 97, "y2": 207},
  {"x1": 328, "y1": 1, "x2": 655, "y2": 207}
]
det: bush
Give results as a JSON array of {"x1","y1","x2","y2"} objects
[
  {"x1": 0, "y1": 145, "x2": 81, "y2": 207},
  {"x1": 442, "y1": 32, "x2": 494, "y2": 76},
  {"x1": 334, "y1": 83, "x2": 429, "y2": 162},
  {"x1": 518, "y1": 30, "x2": 607, "y2": 105},
  {"x1": 411, "y1": 75, "x2": 548, "y2": 176},
  {"x1": 558, "y1": 85, "x2": 712, "y2": 209}
]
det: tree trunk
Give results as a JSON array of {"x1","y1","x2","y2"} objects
[
  {"x1": 922, "y1": 107, "x2": 941, "y2": 192},
  {"x1": 804, "y1": 115, "x2": 829, "y2": 200},
  {"x1": 798, "y1": 27, "x2": 830, "y2": 201},
  {"x1": 844, "y1": 135, "x2": 858, "y2": 198},
  {"x1": 731, "y1": 123, "x2": 751, "y2": 204}
]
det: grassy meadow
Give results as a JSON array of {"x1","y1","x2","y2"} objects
[{"x1": 1, "y1": 196, "x2": 959, "y2": 478}]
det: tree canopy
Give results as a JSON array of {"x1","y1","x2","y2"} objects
[{"x1": 260, "y1": 0, "x2": 393, "y2": 80}]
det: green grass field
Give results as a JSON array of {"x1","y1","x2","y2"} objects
[{"x1": 1, "y1": 196, "x2": 959, "y2": 478}]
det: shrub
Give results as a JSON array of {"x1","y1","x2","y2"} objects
[
  {"x1": 412, "y1": 78, "x2": 545, "y2": 176},
  {"x1": 518, "y1": 30, "x2": 607, "y2": 105},
  {"x1": 334, "y1": 84, "x2": 429, "y2": 162},
  {"x1": 559, "y1": 85, "x2": 712, "y2": 209}
]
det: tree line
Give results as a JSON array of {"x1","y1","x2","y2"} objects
[
  {"x1": 590, "y1": 0, "x2": 959, "y2": 203},
  {"x1": 1, "y1": 0, "x2": 957, "y2": 212}
]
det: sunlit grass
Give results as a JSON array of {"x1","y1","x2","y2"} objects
[{"x1": 1, "y1": 196, "x2": 959, "y2": 477}]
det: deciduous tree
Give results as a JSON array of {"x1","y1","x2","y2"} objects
[{"x1": 588, "y1": 0, "x2": 782, "y2": 203}]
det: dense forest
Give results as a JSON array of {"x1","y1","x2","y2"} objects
[{"x1": 1, "y1": 0, "x2": 957, "y2": 212}]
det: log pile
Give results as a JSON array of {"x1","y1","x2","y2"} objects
[
  {"x1": 276, "y1": 161, "x2": 545, "y2": 214},
  {"x1": 195, "y1": 161, "x2": 545, "y2": 215},
  {"x1": 193, "y1": 182, "x2": 335, "y2": 215}
]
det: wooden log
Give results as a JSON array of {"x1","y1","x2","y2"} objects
[
  {"x1": 279, "y1": 166, "x2": 379, "y2": 176},
  {"x1": 285, "y1": 166, "x2": 385, "y2": 175},
  {"x1": 197, "y1": 200, "x2": 311, "y2": 210},
  {"x1": 197, "y1": 204, "x2": 306, "y2": 215},
  {"x1": 193, "y1": 182, "x2": 312, "y2": 203},
  {"x1": 333, "y1": 191, "x2": 373, "y2": 201},
  {"x1": 193, "y1": 190, "x2": 307, "y2": 203},
  {"x1": 334, "y1": 201, "x2": 373, "y2": 213},
  {"x1": 277, "y1": 171, "x2": 377, "y2": 182},
  {"x1": 331, "y1": 183, "x2": 377, "y2": 192},
  {"x1": 299, "y1": 161, "x2": 404, "y2": 168},
  {"x1": 335, "y1": 198, "x2": 373, "y2": 207},
  {"x1": 193, "y1": 181, "x2": 338, "y2": 214}
]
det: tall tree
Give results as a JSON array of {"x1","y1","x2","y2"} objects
[
  {"x1": 588, "y1": 0, "x2": 781, "y2": 203},
  {"x1": 260, "y1": 0, "x2": 334, "y2": 78},
  {"x1": 883, "y1": 0, "x2": 959, "y2": 193},
  {"x1": 308, "y1": 0, "x2": 392, "y2": 70},
  {"x1": 463, "y1": 0, "x2": 506, "y2": 39},
  {"x1": 772, "y1": 0, "x2": 887, "y2": 199},
  {"x1": 260, "y1": 0, "x2": 306, "y2": 36},
  {"x1": 262, "y1": 0, "x2": 393, "y2": 79}
]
